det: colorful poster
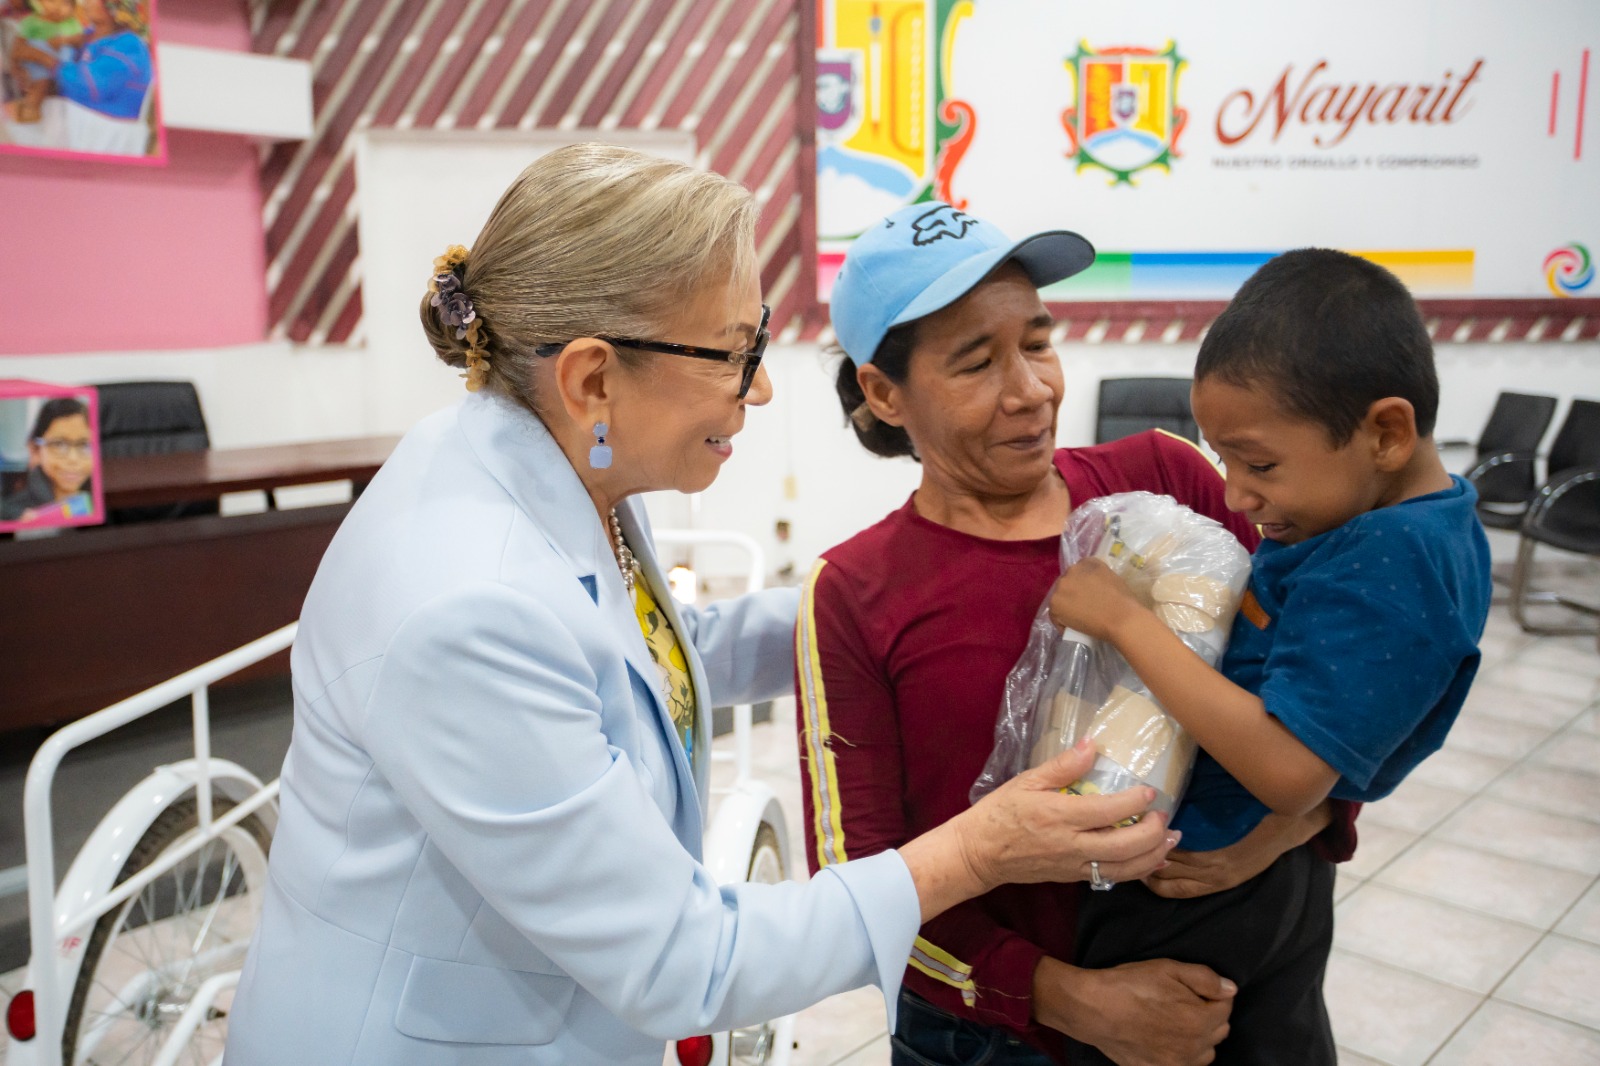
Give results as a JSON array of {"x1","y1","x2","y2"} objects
[
  {"x1": 816, "y1": 0, "x2": 1599, "y2": 300},
  {"x1": 0, "y1": 0, "x2": 164, "y2": 164},
  {"x1": 0, "y1": 380, "x2": 104, "y2": 533}
]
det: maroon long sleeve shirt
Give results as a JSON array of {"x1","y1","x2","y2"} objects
[{"x1": 795, "y1": 431, "x2": 1359, "y2": 1060}]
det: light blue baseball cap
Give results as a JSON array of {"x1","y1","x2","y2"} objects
[{"x1": 831, "y1": 202, "x2": 1095, "y2": 366}]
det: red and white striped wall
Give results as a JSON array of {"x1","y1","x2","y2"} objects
[
  {"x1": 251, "y1": 0, "x2": 816, "y2": 345},
  {"x1": 1030, "y1": 299, "x2": 1600, "y2": 347}
]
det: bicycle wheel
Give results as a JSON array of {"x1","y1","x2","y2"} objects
[
  {"x1": 61, "y1": 794, "x2": 272, "y2": 1066},
  {"x1": 725, "y1": 825, "x2": 794, "y2": 1066}
]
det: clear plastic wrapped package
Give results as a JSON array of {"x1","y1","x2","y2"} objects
[{"x1": 971, "y1": 492, "x2": 1253, "y2": 827}]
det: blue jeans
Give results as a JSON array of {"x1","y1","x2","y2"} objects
[{"x1": 891, "y1": 989, "x2": 1056, "y2": 1066}]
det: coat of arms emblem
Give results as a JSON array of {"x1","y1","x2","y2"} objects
[{"x1": 1061, "y1": 41, "x2": 1189, "y2": 185}]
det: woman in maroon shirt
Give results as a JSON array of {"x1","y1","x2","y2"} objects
[{"x1": 797, "y1": 203, "x2": 1357, "y2": 1066}]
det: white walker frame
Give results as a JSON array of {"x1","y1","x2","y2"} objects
[{"x1": 11, "y1": 624, "x2": 292, "y2": 1066}]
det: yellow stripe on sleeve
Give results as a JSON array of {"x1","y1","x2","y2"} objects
[
  {"x1": 1152, "y1": 427, "x2": 1262, "y2": 538},
  {"x1": 910, "y1": 937, "x2": 978, "y2": 1006},
  {"x1": 797, "y1": 562, "x2": 982, "y2": 1008},
  {"x1": 1153, "y1": 426, "x2": 1220, "y2": 473},
  {"x1": 797, "y1": 560, "x2": 850, "y2": 869}
]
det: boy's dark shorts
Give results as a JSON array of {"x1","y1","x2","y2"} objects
[{"x1": 1068, "y1": 842, "x2": 1336, "y2": 1066}]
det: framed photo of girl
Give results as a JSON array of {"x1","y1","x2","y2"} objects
[
  {"x1": 0, "y1": 380, "x2": 105, "y2": 533},
  {"x1": 0, "y1": 0, "x2": 164, "y2": 164}
]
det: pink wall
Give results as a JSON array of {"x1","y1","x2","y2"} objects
[{"x1": 0, "y1": 0, "x2": 269, "y2": 355}]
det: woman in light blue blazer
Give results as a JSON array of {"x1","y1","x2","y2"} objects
[{"x1": 224, "y1": 145, "x2": 1180, "y2": 1066}]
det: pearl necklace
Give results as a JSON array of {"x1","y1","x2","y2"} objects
[{"x1": 608, "y1": 509, "x2": 636, "y2": 595}]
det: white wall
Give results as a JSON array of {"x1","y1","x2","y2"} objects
[
  {"x1": 4, "y1": 336, "x2": 1597, "y2": 581},
  {"x1": 354, "y1": 128, "x2": 698, "y2": 437}
]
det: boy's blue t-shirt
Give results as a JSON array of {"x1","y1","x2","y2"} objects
[{"x1": 1171, "y1": 475, "x2": 1492, "y2": 851}]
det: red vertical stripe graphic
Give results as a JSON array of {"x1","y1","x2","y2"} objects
[
  {"x1": 795, "y1": 0, "x2": 819, "y2": 329},
  {"x1": 1550, "y1": 71, "x2": 1560, "y2": 136},
  {"x1": 1577, "y1": 48, "x2": 1590, "y2": 161}
]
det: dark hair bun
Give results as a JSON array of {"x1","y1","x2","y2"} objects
[{"x1": 833, "y1": 350, "x2": 917, "y2": 460}]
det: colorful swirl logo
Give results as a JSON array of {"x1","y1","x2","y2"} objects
[{"x1": 1543, "y1": 243, "x2": 1594, "y2": 296}]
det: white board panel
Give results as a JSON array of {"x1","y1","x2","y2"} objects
[{"x1": 815, "y1": 0, "x2": 1600, "y2": 301}]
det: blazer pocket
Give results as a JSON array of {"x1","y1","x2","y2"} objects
[{"x1": 393, "y1": 955, "x2": 577, "y2": 1046}]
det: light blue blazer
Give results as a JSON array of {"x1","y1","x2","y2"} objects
[{"x1": 225, "y1": 392, "x2": 918, "y2": 1065}]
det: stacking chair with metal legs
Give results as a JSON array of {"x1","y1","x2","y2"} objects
[
  {"x1": 1500, "y1": 399, "x2": 1600, "y2": 637},
  {"x1": 1462, "y1": 391, "x2": 1559, "y2": 532}
]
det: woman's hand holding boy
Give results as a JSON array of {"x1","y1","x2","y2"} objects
[
  {"x1": 900, "y1": 739, "x2": 1179, "y2": 922},
  {"x1": 1032, "y1": 955, "x2": 1235, "y2": 1066}
]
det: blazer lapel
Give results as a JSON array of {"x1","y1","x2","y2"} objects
[
  {"x1": 455, "y1": 392, "x2": 609, "y2": 579},
  {"x1": 617, "y1": 499, "x2": 706, "y2": 849},
  {"x1": 456, "y1": 395, "x2": 694, "y2": 830}
]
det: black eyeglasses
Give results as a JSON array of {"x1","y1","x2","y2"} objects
[{"x1": 534, "y1": 305, "x2": 771, "y2": 399}]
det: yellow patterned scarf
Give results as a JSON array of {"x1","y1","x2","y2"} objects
[{"x1": 631, "y1": 568, "x2": 696, "y2": 759}]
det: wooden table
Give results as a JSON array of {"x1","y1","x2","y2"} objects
[
  {"x1": 2, "y1": 436, "x2": 400, "y2": 734},
  {"x1": 103, "y1": 435, "x2": 401, "y2": 510}
]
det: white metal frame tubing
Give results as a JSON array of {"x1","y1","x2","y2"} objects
[
  {"x1": 21, "y1": 622, "x2": 297, "y2": 1063},
  {"x1": 651, "y1": 529, "x2": 765, "y2": 786}
]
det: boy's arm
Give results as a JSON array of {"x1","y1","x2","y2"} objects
[{"x1": 1051, "y1": 559, "x2": 1339, "y2": 815}]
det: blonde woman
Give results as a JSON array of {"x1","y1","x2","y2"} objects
[{"x1": 224, "y1": 145, "x2": 1181, "y2": 1066}]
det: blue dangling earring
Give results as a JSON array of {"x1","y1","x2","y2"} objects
[{"x1": 590, "y1": 421, "x2": 613, "y2": 469}]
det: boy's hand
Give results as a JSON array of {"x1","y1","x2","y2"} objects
[
  {"x1": 1145, "y1": 803, "x2": 1334, "y2": 899},
  {"x1": 1049, "y1": 558, "x2": 1145, "y2": 641}
]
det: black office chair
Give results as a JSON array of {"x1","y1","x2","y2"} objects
[
  {"x1": 1503, "y1": 399, "x2": 1600, "y2": 636},
  {"x1": 1461, "y1": 391, "x2": 1559, "y2": 530},
  {"x1": 94, "y1": 380, "x2": 219, "y2": 523},
  {"x1": 1095, "y1": 377, "x2": 1198, "y2": 445}
]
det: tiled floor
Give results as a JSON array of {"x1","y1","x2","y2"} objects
[{"x1": 5, "y1": 559, "x2": 1598, "y2": 1065}]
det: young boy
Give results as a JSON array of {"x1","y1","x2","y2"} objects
[{"x1": 1049, "y1": 247, "x2": 1492, "y2": 1064}]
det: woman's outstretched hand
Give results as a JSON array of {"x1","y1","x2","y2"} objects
[{"x1": 899, "y1": 739, "x2": 1179, "y2": 922}]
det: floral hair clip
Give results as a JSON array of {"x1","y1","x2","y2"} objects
[
  {"x1": 433, "y1": 244, "x2": 470, "y2": 273},
  {"x1": 428, "y1": 244, "x2": 492, "y2": 392},
  {"x1": 430, "y1": 272, "x2": 476, "y2": 339}
]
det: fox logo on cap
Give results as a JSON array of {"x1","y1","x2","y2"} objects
[{"x1": 909, "y1": 204, "x2": 978, "y2": 247}]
